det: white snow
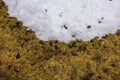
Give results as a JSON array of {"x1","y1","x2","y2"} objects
[{"x1": 3, "y1": 0, "x2": 120, "y2": 43}]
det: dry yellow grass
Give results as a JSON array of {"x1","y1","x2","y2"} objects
[{"x1": 0, "y1": 0, "x2": 120, "y2": 80}]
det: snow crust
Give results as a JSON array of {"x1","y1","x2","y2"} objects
[{"x1": 3, "y1": 0, "x2": 120, "y2": 43}]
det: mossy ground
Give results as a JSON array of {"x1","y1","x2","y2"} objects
[{"x1": 0, "y1": 0, "x2": 120, "y2": 80}]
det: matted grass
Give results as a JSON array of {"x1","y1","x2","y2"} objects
[{"x1": 0, "y1": 0, "x2": 120, "y2": 80}]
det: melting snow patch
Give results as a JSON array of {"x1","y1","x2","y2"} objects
[{"x1": 3, "y1": 0, "x2": 120, "y2": 43}]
